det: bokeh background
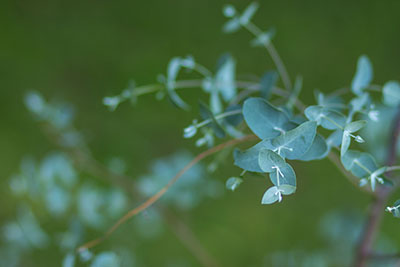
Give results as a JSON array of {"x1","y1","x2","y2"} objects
[{"x1": 1, "y1": 0, "x2": 400, "y2": 266}]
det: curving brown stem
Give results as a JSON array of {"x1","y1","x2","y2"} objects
[{"x1": 355, "y1": 106, "x2": 400, "y2": 267}]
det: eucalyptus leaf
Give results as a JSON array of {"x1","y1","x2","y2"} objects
[
  {"x1": 350, "y1": 93, "x2": 370, "y2": 112},
  {"x1": 278, "y1": 184, "x2": 296, "y2": 195},
  {"x1": 199, "y1": 102, "x2": 225, "y2": 138},
  {"x1": 269, "y1": 163, "x2": 296, "y2": 188},
  {"x1": 301, "y1": 134, "x2": 329, "y2": 161},
  {"x1": 305, "y1": 105, "x2": 346, "y2": 130},
  {"x1": 222, "y1": 17, "x2": 241, "y2": 33},
  {"x1": 251, "y1": 29, "x2": 275, "y2": 47},
  {"x1": 243, "y1": 98, "x2": 295, "y2": 139},
  {"x1": 258, "y1": 149, "x2": 286, "y2": 173},
  {"x1": 215, "y1": 54, "x2": 237, "y2": 101},
  {"x1": 233, "y1": 139, "x2": 274, "y2": 172},
  {"x1": 259, "y1": 71, "x2": 278, "y2": 99},
  {"x1": 345, "y1": 120, "x2": 367, "y2": 133},
  {"x1": 351, "y1": 55, "x2": 373, "y2": 95},
  {"x1": 166, "y1": 57, "x2": 189, "y2": 110},
  {"x1": 239, "y1": 2, "x2": 259, "y2": 25},
  {"x1": 261, "y1": 186, "x2": 280, "y2": 204},
  {"x1": 341, "y1": 132, "x2": 351, "y2": 156},
  {"x1": 341, "y1": 150, "x2": 378, "y2": 178},
  {"x1": 327, "y1": 129, "x2": 343, "y2": 147},
  {"x1": 382, "y1": 81, "x2": 400, "y2": 107},
  {"x1": 270, "y1": 121, "x2": 317, "y2": 160},
  {"x1": 223, "y1": 105, "x2": 243, "y2": 126},
  {"x1": 226, "y1": 177, "x2": 243, "y2": 191}
]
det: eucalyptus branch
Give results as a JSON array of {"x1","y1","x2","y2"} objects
[
  {"x1": 243, "y1": 21, "x2": 292, "y2": 91},
  {"x1": 40, "y1": 123, "x2": 222, "y2": 267},
  {"x1": 77, "y1": 134, "x2": 258, "y2": 252},
  {"x1": 355, "y1": 106, "x2": 400, "y2": 267}
]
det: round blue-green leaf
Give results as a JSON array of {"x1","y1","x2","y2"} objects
[
  {"x1": 301, "y1": 134, "x2": 329, "y2": 161},
  {"x1": 341, "y1": 150, "x2": 378, "y2": 177},
  {"x1": 233, "y1": 139, "x2": 274, "y2": 172},
  {"x1": 351, "y1": 55, "x2": 373, "y2": 95},
  {"x1": 226, "y1": 177, "x2": 243, "y2": 191},
  {"x1": 305, "y1": 106, "x2": 346, "y2": 130},
  {"x1": 261, "y1": 186, "x2": 280, "y2": 204},
  {"x1": 243, "y1": 98, "x2": 295, "y2": 139},
  {"x1": 278, "y1": 184, "x2": 296, "y2": 195},
  {"x1": 258, "y1": 149, "x2": 286, "y2": 173},
  {"x1": 269, "y1": 163, "x2": 296, "y2": 187},
  {"x1": 345, "y1": 120, "x2": 367, "y2": 133},
  {"x1": 216, "y1": 54, "x2": 237, "y2": 101},
  {"x1": 382, "y1": 81, "x2": 400, "y2": 107},
  {"x1": 270, "y1": 121, "x2": 317, "y2": 160},
  {"x1": 341, "y1": 132, "x2": 351, "y2": 156}
]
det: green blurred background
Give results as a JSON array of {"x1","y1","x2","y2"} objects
[{"x1": 1, "y1": 0, "x2": 400, "y2": 266}]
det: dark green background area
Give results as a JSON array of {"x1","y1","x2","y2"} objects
[{"x1": 1, "y1": 0, "x2": 400, "y2": 266}]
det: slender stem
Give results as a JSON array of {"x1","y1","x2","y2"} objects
[
  {"x1": 355, "y1": 106, "x2": 400, "y2": 267},
  {"x1": 386, "y1": 166, "x2": 400, "y2": 172},
  {"x1": 77, "y1": 135, "x2": 258, "y2": 252},
  {"x1": 243, "y1": 22, "x2": 292, "y2": 91},
  {"x1": 193, "y1": 63, "x2": 213, "y2": 77},
  {"x1": 194, "y1": 109, "x2": 243, "y2": 128},
  {"x1": 41, "y1": 124, "x2": 221, "y2": 266}
]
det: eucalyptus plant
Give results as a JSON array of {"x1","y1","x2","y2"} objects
[
  {"x1": 6, "y1": 2, "x2": 400, "y2": 267},
  {"x1": 101, "y1": 3, "x2": 400, "y2": 266}
]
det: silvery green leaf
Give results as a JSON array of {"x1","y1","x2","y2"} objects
[
  {"x1": 269, "y1": 163, "x2": 296, "y2": 187},
  {"x1": 260, "y1": 71, "x2": 278, "y2": 99},
  {"x1": 301, "y1": 134, "x2": 329, "y2": 161},
  {"x1": 180, "y1": 55, "x2": 195, "y2": 69},
  {"x1": 199, "y1": 102, "x2": 225, "y2": 138},
  {"x1": 327, "y1": 129, "x2": 343, "y2": 147},
  {"x1": 250, "y1": 29, "x2": 275, "y2": 47},
  {"x1": 210, "y1": 89, "x2": 222, "y2": 114},
  {"x1": 315, "y1": 90, "x2": 345, "y2": 110},
  {"x1": 215, "y1": 54, "x2": 237, "y2": 101},
  {"x1": 382, "y1": 81, "x2": 400, "y2": 107},
  {"x1": 202, "y1": 77, "x2": 213, "y2": 92},
  {"x1": 166, "y1": 57, "x2": 189, "y2": 110},
  {"x1": 25, "y1": 91, "x2": 45, "y2": 114},
  {"x1": 167, "y1": 57, "x2": 181, "y2": 82},
  {"x1": 345, "y1": 120, "x2": 367, "y2": 133},
  {"x1": 223, "y1": 17, "x2": 241, "y2": 33},
  {"x1": 183, "y1": 125, "x2": 197, "y2": 138},
  {"x1": 305, "y1": 105, "x2": 346, "y2": 130},
  {"x1": 261, "y1": 186, "x2": 280, "y2": 204},
  {"x1": 351, "y1": 55, "x2": 373, "y2": 95},
  {"x1": 341, "y1": 150, "x2": 378, "y2": 178},
  {"x1": 243, "y1": 98, "x2": 296, "y2": 139},
  {"x1": 258, "y1": 149, "x2": 286, "y2": 173},
  {"x1": 270, "y1": 121, "x2": 317, "y2": 160},
  {"x1": 286, "y1": 76, "x2": 303, "y2": 110},
  {"x1": 278, "y1": 184, "x2": 296, "y2": 195},
  {"x1": 223, "y1": 4, "x2": 237, "y2": 17},
  {"x1": 225, "y1": 177, "x2": 243, "y2": 191},
  {"x1": 62, "y1": 253, "x2": 75, "y2": 267},
  {"x1": 233, "y1": 139, "x2": 274, "y2": 172},
  {"x1": 341, "y1": 132, "x2": 351, "y2": 156},
  {"x1": 90, "y1": 252, "x2": 120, "y2": 267},
  {"x1": 350, "y1": 93, "x2": 370, "y2": 112},
  {"x1": 223, "y1": 105, "x2": 243, "y2": 126},
  {"x1": 239, "y1": 2, "x2": 259, "y2": 25}
]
